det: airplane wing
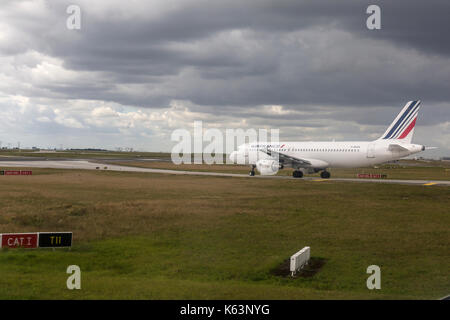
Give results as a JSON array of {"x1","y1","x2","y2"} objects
[
  {"x1": 388, "y1": 144, "x2": 409, "y2": 152},
  {"x1": 259, "y1": 148, "x2": 312, "y2": 167}
]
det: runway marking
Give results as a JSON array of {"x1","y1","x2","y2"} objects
[
  {"x1": 423, "y1": 182, "x2": 437, "y2": 186},
  {"x1": 312, "y1": 179, "x2": 327, "y2": 182}
]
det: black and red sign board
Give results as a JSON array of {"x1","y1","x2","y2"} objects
[
  {"x1": 38, "y1": 232, "x2": 73, "y2": 248},
  {"x1": 0, "y1": 170, "x2": 33, "y2": 175},
  {"x1": 1, "y1": 233, "x2": 38, "y2": 249},
  {"x1": 0, "y1": 232, "x2": 72, "y2": 249}
]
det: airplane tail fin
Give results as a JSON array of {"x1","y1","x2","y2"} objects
[{"x1": 378, "y1": 100, "x2": 420, "y2": 144}]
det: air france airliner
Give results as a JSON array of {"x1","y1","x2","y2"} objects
[{"x1": 229, "y1": 101, "x2": 430, "y2": 178}]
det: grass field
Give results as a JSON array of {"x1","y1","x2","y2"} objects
[
  {"x1": 107, "y1": 159, "x2": 450, "y2": 181},
  {"x1": 0, "y1": 168, "x2": 449, "y2": 299}
]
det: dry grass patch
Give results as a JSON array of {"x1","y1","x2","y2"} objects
[{"x1": 107, "y1": 160, "x2": 450, "y2": 180}]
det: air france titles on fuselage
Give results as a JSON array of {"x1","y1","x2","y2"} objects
[
  {"x1": 250, "y1": 144, "x2": 281, "y2": 148},
  {"x1": 248, "y1": 144, "x2": 363, "y2": 151},
  {"x1": 249, "y1": 144, "x2": 285, "y2": 151}
]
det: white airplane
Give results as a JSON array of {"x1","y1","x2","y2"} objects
[{"x1": 229, "y1": 100, "x2": 430, "y2": 178}]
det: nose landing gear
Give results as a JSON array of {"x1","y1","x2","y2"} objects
[{"x1": 249, "y1": 165, "x2": 256, "y2": 176}]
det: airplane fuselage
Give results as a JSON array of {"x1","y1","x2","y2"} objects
[{"x1": 232, "y1": 140, "x2": 424, "y2": 169}]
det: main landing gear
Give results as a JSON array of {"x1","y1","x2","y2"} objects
[
  {"x1": 320, "y1": 171, "x2": 331, "y2": 179},
  {"x1": 249, "y1": 165, "x2": 256, "y2": 176},
  {"x1": 292, "y1": 170, "x2": 303, "y2": 178},
  {"x1": 292, "y1": 169, "x2": 330, "y2": 179}
]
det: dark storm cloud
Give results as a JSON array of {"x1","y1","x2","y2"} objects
[
  {"x1": 355, "y1": 1, "x2": 450, "y2": 57},
  {"x1": 2, "y1": 0, "x2": 450, "y2": 122}
]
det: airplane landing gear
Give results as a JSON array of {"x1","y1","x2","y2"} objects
[
  {"x1": 249, "y1": 165, "x2": 256, "y2": 176},
  {"x1": 320, "y1": 171, "x2": 330, "y2": 179},
  {"x1": 293, "y1": 170, "x2": 303, "y2": 178}
]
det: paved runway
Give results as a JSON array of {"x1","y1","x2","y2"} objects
[{"x1": 0, "y1": 160, "x2": 449, "y2": 186}]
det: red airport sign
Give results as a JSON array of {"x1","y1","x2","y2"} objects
[
  {"x1": 1, "y1": 233, "x2": 38, "y2": 249},
  {"x1": 0, "y1": 170, "x2": 33, "y2": 176},
  {"x1": 4, "y1": 170, "x2": 21, "y2": 175},
  {"x1": 357, "y1": 173, "x2": 387, "y2": 179},
  {"x1": 0, "y1": 232, "x2": 72, "y2": 249}
]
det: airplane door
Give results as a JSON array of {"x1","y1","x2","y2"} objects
[{"x1": 367, "y1": 143, "x2": 376, "y2": 158}]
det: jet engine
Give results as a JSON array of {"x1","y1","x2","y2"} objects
[{"x1": 256, "y1": 159, "x2": 279, "y2": 175}]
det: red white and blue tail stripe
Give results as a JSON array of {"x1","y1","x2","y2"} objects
[{"x1": 379, "y1": 100, "x2": 420, "y2": 143}]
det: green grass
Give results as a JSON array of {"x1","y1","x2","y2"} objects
[
  {"x1": 0, "y1": 237, "x2": 415, "y2": 300},
  {"x1": 0, "y1": 169, "x2": 448, "y2": 299}
]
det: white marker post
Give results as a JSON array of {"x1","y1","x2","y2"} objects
[{"x1": 290, "y1": 247, "x2": 310, "y2": 276}]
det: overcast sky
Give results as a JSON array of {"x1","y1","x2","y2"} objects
[{"x1": 0, "y1": 0, "x2": 449, "y2": 156}]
